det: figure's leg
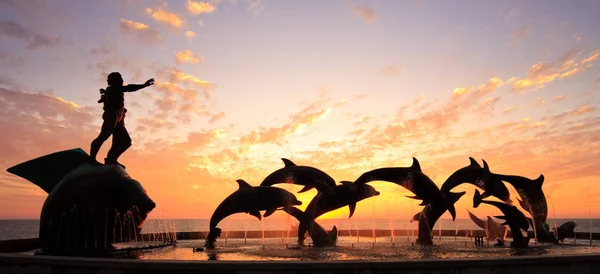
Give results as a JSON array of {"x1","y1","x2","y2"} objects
[
  {"x1": 106, "y1": 111, "x2": 131, "y2": 168},
  {"x1": 90, "y1": 111, "x2": 117, "y2": 161}
]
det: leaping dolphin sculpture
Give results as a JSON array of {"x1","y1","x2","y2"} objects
[
  {"x1": 282, "y1": 207, "x2": 338, "y2": 247},
  {"x1": 467, "y1": 210, "x2": 508, "y2": 242},
  {"x1": 490, "y1": 172, "x2": 548, "y2": 242},
  {"x1": 440, "y1": 158, "x2": 512, "y2": 204},
  {"x1": 473, "y1": 190, "x2": 530, "y2": 248},
  {"x1": 353, "y1": 157, "x2": 460, "y2": 221},
  {"x1": 259, "y1": 158, "x2": 337, "y2": 193},
  {"x1": 205, "y1": 179, "x2": 302, "y2": 248},
  {"x1": 296, "y1": 180, "x2": 380, "y2": 244},
  {"x1": 409, "y1": 191, "x2": 465, "y2": 245}
]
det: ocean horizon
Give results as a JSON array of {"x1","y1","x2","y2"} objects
[{"x1": 2, "y1": 218, "x2": 599, "y2": 242}]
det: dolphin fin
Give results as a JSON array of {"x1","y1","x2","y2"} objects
[
  {"x1": 473, "y1": 189, "x2": 483, "y2": 208},
  {"x1": 348, "y1": 203, "x2": 357, "y2": 218},
  {"x1": 6, "y1": 148, "x2": 102, "y2": 194},
  {"x1": 249, "y1": 210, "x2": 262, "y2": 220},
  {"x1": 534, "y1": 174, "x2": 544, "y2": 187},
  {"x1": 405, "y1": 195, "x2": 423, "y2": 200},
  {"x1": 469, "y1": 157, "x2": 481, "y2": 168},
  {"x1": 263, "y1": 208, "x2": 277, "y2": 218},
  {"x1": 411, "y1": 157, "x2": 422, "y2": 172},
  {"x1": 236, "y1": 179, "x2": 253, "y2": 189},
  {"x1": 281, "y1": 158, "x2": 296, "y2": 167},
  {"x1": 410, "y1": 212, "x2": 421, "y2": 222},
  {"x1": 298, "y1": 185, "x2": 313, "y2": 193},
  {"x1": 482, "y1": 159, "x2": 490, "y2": 172},
  {"x1": 444, "y1": 191, "x2": 465, "y2": 221},
  {"x1": 328, "y1": 226, "x2": 338, "y2": 245}
]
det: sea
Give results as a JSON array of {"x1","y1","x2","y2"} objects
[{"x1": 1, "y1": 218, "x2": 599, "y2": 241}]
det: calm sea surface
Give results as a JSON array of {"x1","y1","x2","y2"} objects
[{"x1": 1, "y1": 218, "x2": 599, "y2": 241}]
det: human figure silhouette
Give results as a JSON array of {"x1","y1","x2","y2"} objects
[{"x1": 90, "y1": 72, "x2": 154, "y2": 168}]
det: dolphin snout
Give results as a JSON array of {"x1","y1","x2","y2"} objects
[
  {"x1": 294, "y1": 200, "x2": 302, "y2": 206},
  {"x1": 374, "y1": 191, "x2": 381, "y2": 196}
]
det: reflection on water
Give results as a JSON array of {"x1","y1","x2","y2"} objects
[{"x1": 129, "y1": 236, "x2": 600, "y2": 261}]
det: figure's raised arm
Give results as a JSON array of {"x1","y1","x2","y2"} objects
[{"x1": 123, "y1": 78, "x2": 154, "y2": 92}]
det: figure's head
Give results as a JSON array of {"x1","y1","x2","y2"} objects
[{"x1": 107, "y1": 72, "x2": 124, "y2": 86}]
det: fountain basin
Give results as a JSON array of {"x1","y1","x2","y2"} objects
[
  {"x1": 1, "y1": 248, "x2": 600, "y2": 274},
  {"x1": 2, "y1": 231, "x2": 600, "y2": 273}
]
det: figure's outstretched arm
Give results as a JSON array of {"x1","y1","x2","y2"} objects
[{"x1": 124, "y1": 78, "x2": 154, "y2": 92}]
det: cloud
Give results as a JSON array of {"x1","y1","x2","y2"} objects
[
  {"x1": 209, "y1": 112, "x2": 225, "y2": 124},
  {"x1": 185, "y1": 30, "x2": 196, "y2": 39},
  {"x1": 237, "y1": 94, "x2": 334, "y2": 147},
  {"x1": 26, "y1": 33, "x2": 61, "y2": 50},
  {"x1": 175, "y1": 50, "x2": 203, "y2": 64},
  {"x1": 380, "y1": 65, "x2": 404, "y2": 76},
  {"x1": 511, "y1": 48, "x2": 599, "y2": 92},
  {"x1": 246, "y1": 0, "x2": 264, "y2": 15},
  {"x1": 0, "y1": 20, "x2": 62, "y2": 50},
  {"x1": 511, "y1": 25, "x2": 530, "y2": 42},
  {"x1": 351, "y1": 4, "x2": 375, "y2": 23},
  {"x1": 532, "y1": 97, "x2": 546, "y2": 106},
  {"x1": 146, "y1": 8, "x2": 184, "y2": 28},
  {"x1": 0, "y1": 20, "x2": 30, "y2": 40},
  {"x1": 120, "y1": 19, "x2": 161, "y2": 44},
  {"x1": 553, "y1": 95, "x2": 565, "y2": 102},
  {"x1": 503, "y1": 105, "x2": 522, "y2": 114},
  {"x1": 158, "y1": 66, "x2": 216, "y2": 91},
  {"x1": 0, "y1": 51, "x2": 25, "y2": 67},
  {"x1": 187, "y1": 0, "x2": 216, "y2": 15}
]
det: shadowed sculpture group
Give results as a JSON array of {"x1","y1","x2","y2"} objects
[{"x1": 204, "y1": 156, "x2": 575, "y2": 249}]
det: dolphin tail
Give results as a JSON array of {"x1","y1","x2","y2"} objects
[
  {"x1": 348, "y1": 202, "x2": 357, "y2": 218},
  {"x1": 467, "y1": 210, "x2": 486, "y2": 229},
  {"x1": 6, "y1": 148, "x2": 101, "y2": 194},
  {"x1": 298, "y1": 185, "x2": 314, "y2": 193},
  {"x1": 473, "y1": 189, "x2": 483, "y2": 208},
  {"x1": 444, "y1": 191, "x2": 466, "y2": 221},
  {"x1": 328, "y1": 226, "x2": 338, "y2": 245}
]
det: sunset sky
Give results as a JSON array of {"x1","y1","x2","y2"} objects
[{"x1": 1, "y1": 0, "x2": 600, "y2": 224}]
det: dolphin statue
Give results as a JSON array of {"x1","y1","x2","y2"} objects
[
  {"x1": 282, "y1": 207, "x2": 338, "y2": 247},
  {"x1": 473, "y1": 189, "x2": 530, "y2": 248},
  {"x1": 440, "y1": 157, "x2": 512, "y2": 204},
  {"x1": 259, "y1": 158, "x2": 337, "y2": 193},
  {"x1": 6, "y1": 148, "x2": 156, "y2": 255},
  {"x1": 490, "y1": 172, "x2": 548, "y2": 241},
  {"x1": 295, "y1": 180, "x2": 380, "y2": 244},
  {"x1": 205, "y1": 179, "x2": 302, "y2": 248},
  {"x1": 467, "y1": 210, "x2": 508, "y2": 242},
  {"x1": 554, "y1": 221, "x2": 577, "y2": 242},
  {"x1": 405, "y1": 157, "x2": 502, "y2": 245},
  {"x1": 353, "y1": 157, "x2": 460, "y2": 221},
  {"x1": 409, "y1": 191, "x2": 466, "y2": 245}
]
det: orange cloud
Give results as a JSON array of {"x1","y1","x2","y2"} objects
[
  {"x1": 209, "y1": 112, "x2": 225, "y2": 124},
  {"x1": 187, "y1": 0, "x2": 216, "y2": 15},
  {"x1": 351, "y1": 4, "x2": 375, "y2": 23},
  {"x1": 503, "y1": 105, "x2": 522, "y2": 114},
  {"x1": 146, "y1": 8, "x2": 184, "y2": 28},
  {"x1": 184, "y1": 30, "x2": 196, "y2": 39},
  {"x1": 175, "y1": 49, "x2": 203, "y2": 64},
  {"x1": 512, "y1": 48, "x2": 599, "y2": 92},
  {"x1": 120, "y1": 19, "x2": 161, "y2": 44}
]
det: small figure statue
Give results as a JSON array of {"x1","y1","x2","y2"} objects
[{"x1": 90, "y1": 72, "x2": 154, "y2": 168}]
